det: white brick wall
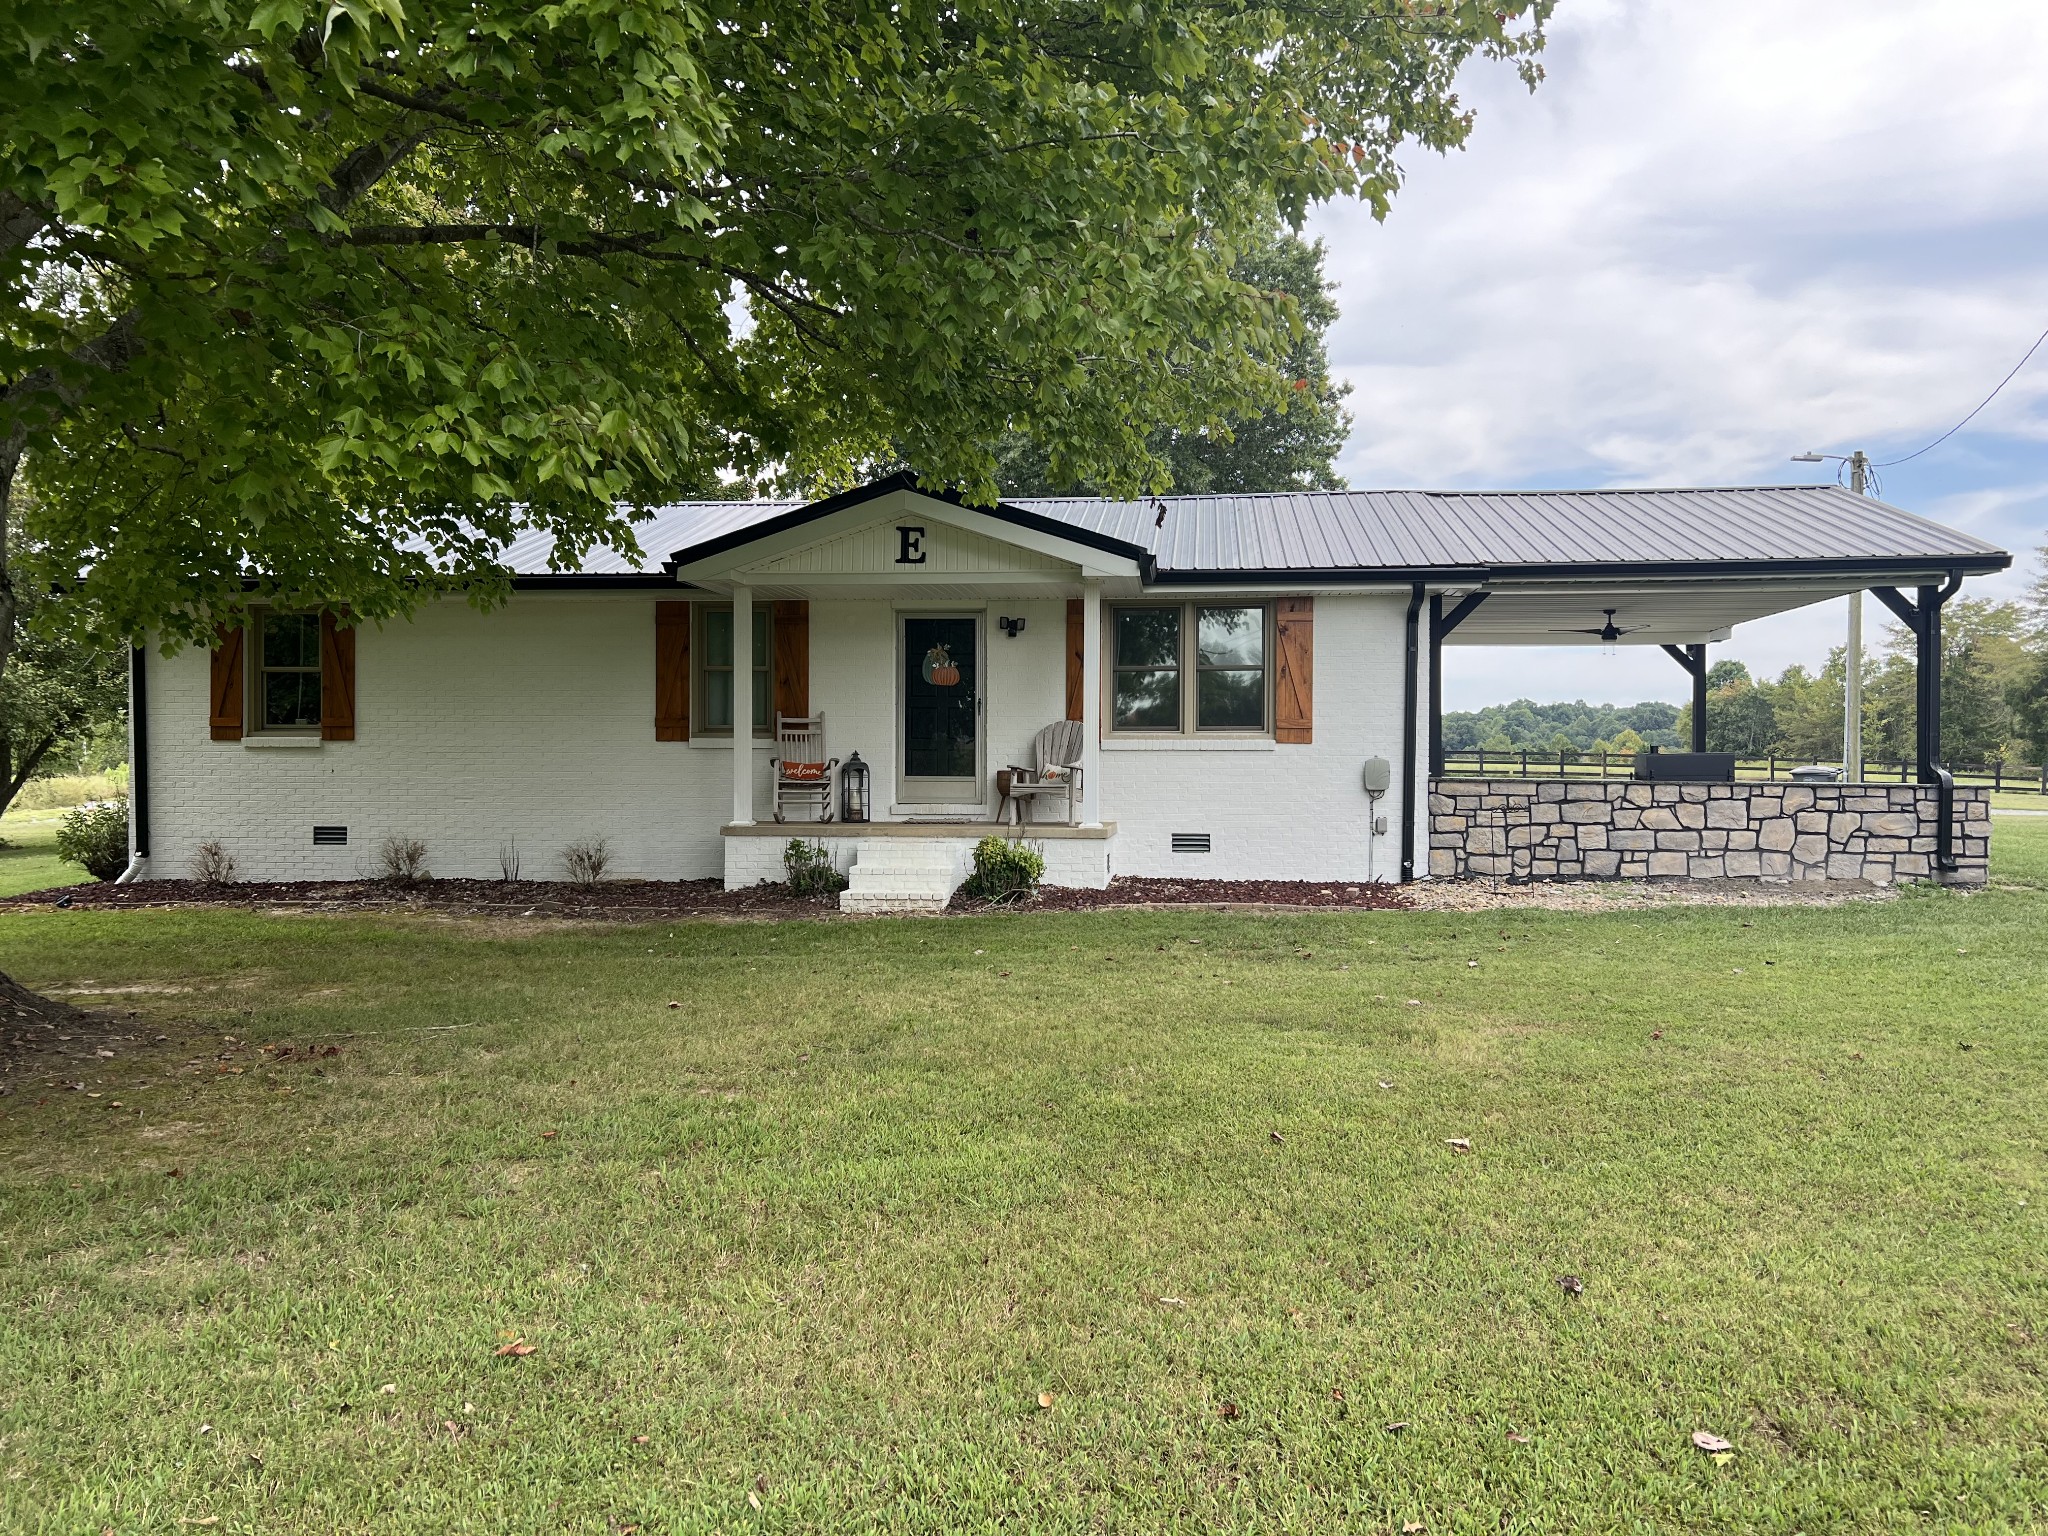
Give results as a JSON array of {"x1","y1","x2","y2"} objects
[
  {"x1": 140, "y1": 590, "x2": 1419, "y2": 885},
  {"x1": 1097, "y1": 592, "x2": 1418, "y2": 882}
]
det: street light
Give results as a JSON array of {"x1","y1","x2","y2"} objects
[{"x1": 1791, "y1": 450, "x2": 1870, "y2": 782}]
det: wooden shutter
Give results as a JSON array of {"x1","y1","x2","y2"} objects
[
  {"x1": 320, "y1": 611, "x2": 356, "y2": 741},
  {"x1": 209, "y1": 624, "x2": 245, "y2": 741},
  {"x1": 773, "y1": 600, "x2": 809, "y2": 719},
  {"x1": 1274, "y1": 596, "x2": 1313, "y2": 743},
  {"x1": 1065, "y1": 599, "x2": 1084, "y2": 722},
  {"x1": 655, "y1": 600, "x2": 690, "y2": 741}
]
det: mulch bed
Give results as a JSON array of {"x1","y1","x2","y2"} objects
[
  {"x1": 0, "y1": 877, "x2": 843, "y2": 921},
  {"x1": 955, "y1": 877, "x2": 1412, "y2": 913},
  {"x1": 6, "y1": 874, "x2": 1411, "y2": 920}
]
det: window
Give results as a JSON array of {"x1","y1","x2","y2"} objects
[
  {"x1": 255, "y1": 612, "x2": 322, "y2": 731},
  {"x1": 698, "y1": 605, "x2": 772, "y2": 734},
  {"x1": 1110, "y1": 603, "x2": 1269, "y2": 734}
]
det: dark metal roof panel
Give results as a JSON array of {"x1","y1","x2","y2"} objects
[{"x1": 493, "y1": 484, "x2": 2005, "y2": 578}]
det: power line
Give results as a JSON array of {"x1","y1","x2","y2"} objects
[{"x1": 1874, "y1": 317, "x2": 2048, "y2": 468}]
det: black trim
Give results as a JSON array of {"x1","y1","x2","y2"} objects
[
  {"x1": 661, "y1": 470, "x2": 1157, "y2": 575},
  {"x1": 509, "y1": 573, "x2": 688, "y2": 590},
  {"x1": 1401, "y1": 583, "x2": 1424, "y2": 882},
  {"x1": 130, "y1": 647, "x2": 150, "y2": 859}
]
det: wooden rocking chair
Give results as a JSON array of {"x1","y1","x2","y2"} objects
[{"x1": 770, "y1": 713, "x2": 839, "y2": 823}]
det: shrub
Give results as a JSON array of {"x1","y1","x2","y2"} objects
[
  {"x1": 188, "y1": 841, "x2": 239, "y2": 885},
  {"x1": 55, "y1": 800, "x2": 129, "y2": 881},
  {"x1": 783, "y1": 838, "x2": 846, "y2": 898},
  {"x1": 561, "y1": 838, "x2": 612, "y2": 886},
  {"x1": 960, "y1": 835, "x2": 1043, "y2": 904},
  {"x1": 375, "y1": 835, "x2": 430, "y2": 885},
  {"x1": 498, "y1": 839, "x2": 521, "y2": 881}
]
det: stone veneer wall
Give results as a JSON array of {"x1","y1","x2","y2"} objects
[{"x1": 1429, "y1": 779, "x2": 1988, "y2": 886}]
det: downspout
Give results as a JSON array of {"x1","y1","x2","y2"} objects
[
  {"x1": 116, "y1": 645, "x2": 150, "y2": 883},
  {"x1": 1400, "y1": 583, "x2": 1425, "y2": 882}
]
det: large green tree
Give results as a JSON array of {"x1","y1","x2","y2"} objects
[
  {"x1": 993, "y1": 231, "x2": 1352, "y2": 495},
  {"x1": 2, "y1": 0, "x2": 1549, "y2": 672}
]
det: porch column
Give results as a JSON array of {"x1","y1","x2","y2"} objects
[
  {"x1": 1080, "y1": 580, "x2": 1102, "y2": 825},
  {"x1": 1689, "y1": 643, "x2": 1708, "y2": 752},
  {"x1": 731, "y1": 582, "x2": 754, "y2": 826}
]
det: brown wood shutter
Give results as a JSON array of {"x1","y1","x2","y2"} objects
[
  {"x1": 1065, "y1": 599, "x2": 1084, "y2": 722},
  {"x1": 654, "y1": 600, "x2": 690, "y2": 741},
  {"x1": 209, "y1": 624, "x2": 245, "y2": 741},
  {"x1": 1274, "y1": 596, "x2": 1313, "y2": 743},
  {"x1": 319, "y1": 611, "x2": 356, "y2": 741},
  {"x1": 772, "y1": 600, "x2": 810, "y2": 719}
]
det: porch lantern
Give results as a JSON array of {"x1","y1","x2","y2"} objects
[{"x1": 839, "y1": 751, "x2": 871, "y2": 823}]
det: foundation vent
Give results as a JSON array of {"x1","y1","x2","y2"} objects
[
  {"x1": 1170, "y1": 833, "x2": 1212, "y2": 854},
  {"x1": 312, "y1": 825, "x2": 349, "y2": 846}
]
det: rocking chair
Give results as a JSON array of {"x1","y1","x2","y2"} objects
[{"x1": 770, "y1": 713, "x2": 839, "y2": 823}]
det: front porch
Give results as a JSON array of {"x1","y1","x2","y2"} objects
[{"x1": 721, "y1": 818, "x2": 1118, "y2": 897}]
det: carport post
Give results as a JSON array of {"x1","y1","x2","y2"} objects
[
  {"x1": 1658, "y1": 643, "x2": 1709, "y2": 751},
  {"x1": 1427, "y1": 591, "x2": 1489, "y2": 775},
  {"x1": 1689, "y1": 644, "x2": 1707, "y2": 752}
]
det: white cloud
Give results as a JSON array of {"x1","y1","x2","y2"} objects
[{"x1": 1313, "y1": 0, "x2": 2048, "y2": 708}]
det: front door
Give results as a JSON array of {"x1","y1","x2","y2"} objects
[{"x1": 899, "y1": 614, "x2": 983, "y2": 805}]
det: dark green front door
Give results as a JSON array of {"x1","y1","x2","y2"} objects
[{"x1": 900, "y1": 614, "x2": 982, "y2": 803}]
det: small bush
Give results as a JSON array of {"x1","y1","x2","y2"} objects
[
  {"x1": 960, "y1": 835, "x2": 1043, "y2": 904},
  {"x1": 375, "y1": 835, "x2": 430, "y2": 885},
  {"x1": 55, "y1": 800, "x2": 130, "y2": 881},
  {"x1": 561, "y1": 838, "x2": 612, "y2": 886},
  {"x1": 499, "y1": 839, "x2": 521, "y2": 881},
  {"x1": 188, "y1": 841, "x2": 240, "y2": 885},
  {"x1": 784, "y1": 838, "x2": 847, "y2": 898}
]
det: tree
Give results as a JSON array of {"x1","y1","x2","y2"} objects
[
  {"x1": 994, "y1": 232, "x2": 1353, "y2": 495},
  {"x1": 0, "y1": 556, "x2": 124, "y2": 817},
  {"x1": 2, "y1": 0, "x2": 1550, "y2": 679}
]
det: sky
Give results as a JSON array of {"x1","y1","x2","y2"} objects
[{"x1": 1304, "y1": 0, "x2": 2048, "y2": 713}]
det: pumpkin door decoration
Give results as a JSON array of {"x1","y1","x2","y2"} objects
[{"x1": 921, "y1": 643, "x2": 961, "y2": 687}]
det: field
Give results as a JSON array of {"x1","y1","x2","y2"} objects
[{"x1": 0, "y1": 824, "x2": 2044, "y2": 1532}]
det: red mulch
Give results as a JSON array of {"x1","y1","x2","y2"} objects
[
  {"x1": 955, "y1": 877, "x2": 1411, "y2": 912},
  {"x1": 5, "y1": 874, "x2": 1410, "y2": 921}
]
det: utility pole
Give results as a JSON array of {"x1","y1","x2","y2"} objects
[
  {"x1": 1845, "y1": 449, "x2": 1867, "y2": 783},
  {"x1": 1793, "y1": 448, "x2": 1871, "y2": 782}
]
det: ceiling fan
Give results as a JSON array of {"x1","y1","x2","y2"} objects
[{"x1": 1549, "y1": 609, "x2": 1643, "y2": 644}]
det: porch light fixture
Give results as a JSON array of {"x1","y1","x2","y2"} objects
[
  {"x1": 998, "y1": 616, "x2": 1027, "y2": 638},
  {"x1": 839, "y1": 751, "x2": 871, "y2": 823}
]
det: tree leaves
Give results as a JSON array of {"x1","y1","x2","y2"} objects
[{"x1": 3, "y1": 0, "x2": 1549, "y2": 647}]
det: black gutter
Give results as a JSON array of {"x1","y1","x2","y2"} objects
[
  {"x1": 1144, "y1": 552, "x2": 2010, "y2": 585},
  {"x1": 509, "y1": 573, "x2": 687, "y2": 590},
  {"x1": 1400, "y1": 583, "x2": 1424, "y2": 882},
  {"x1": 130, "y1": 646, "x2": 150, "y2": 859}
]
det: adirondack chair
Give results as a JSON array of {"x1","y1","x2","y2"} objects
[
  {"x1": 1000, "y1": 719, "x2": 1085, "y2": 826},
  {"x1": 770, "y1": 713, "x2": 839, "y2": 823}
]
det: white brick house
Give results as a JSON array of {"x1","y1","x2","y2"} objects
[{"x1": 126, "y1": 474, "x2": 2009, "y2": 895}]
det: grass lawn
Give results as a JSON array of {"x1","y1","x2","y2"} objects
[
  {"x1": 0, "y1": 807, "x2": 89, "y2": 899},
  {"x1": 2, "y1": 832, "x2": 2045, "y2": 1532}
]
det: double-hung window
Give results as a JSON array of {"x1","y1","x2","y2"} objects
[
  {"x1": 1110, "y1": 603, "x2": 1270, "y2": 735},
  {"x1": 697, "y1": 606, "x2": 773, "y2": 735},
  {"x1": 254, "y1": 612, "x2": 322, "y2": 733}
]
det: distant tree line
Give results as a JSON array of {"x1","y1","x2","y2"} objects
[
  {"x1": 1440, "y1": 700, "x2": 1684, "y2": 758},
  {"x1": 1447, "y1": 544, "x2": 2048, "y2": 768}
]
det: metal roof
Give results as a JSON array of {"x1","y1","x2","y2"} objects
[{"x1": 498, "y1": 478, "x2": 2008, "y2": 582}]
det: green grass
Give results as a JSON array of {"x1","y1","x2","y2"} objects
[
  {"x1": 4, "y1": 872, "x2": 2047, "y2": 1533},
  {"x1": 0, "y1": 807, "x2": 89, "y2": 898}
]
